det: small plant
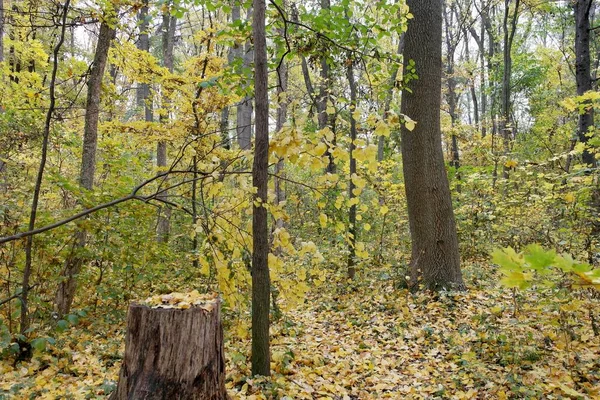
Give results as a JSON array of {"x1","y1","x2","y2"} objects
[{"x1": 492, "y1": 243, "x2": 600, "y2": 295}]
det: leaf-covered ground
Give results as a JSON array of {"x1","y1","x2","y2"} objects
[{"x1": 1, "y1": 262, "x2": 599, "y2": 399}]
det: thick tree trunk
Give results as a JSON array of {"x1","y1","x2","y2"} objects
[
  {"x1": 575, "y1": 0, "x2": 596, "y2": 167},
  {"x1": 110, "y1": 301, "x2": 227, "y2": 400},
  {"x1": 251, "y1": 0, "x2": 270, "y2": 377},
  {"x1": 156, "y1": 11, "x2": 176, "y2": 242},
  {"x1": 55, "y1": 18, "x2": 116, "y2": 316},
  {"x1": 401, "y1": 0, "x2": 465, "y2": 291}
]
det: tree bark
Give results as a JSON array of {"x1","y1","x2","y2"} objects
[
  {"x1": 251, "y1": 0, "x2": 270, "y2": 377},
  {"x1": 110, "y1": 301, "x2": 227, "y2": 400},
  {"x1": 401, "y1": 0, "x2": 465, "y2": 291},
  {"x1": 55, "y1": 14, "x2": 115, "y2": 317},
  {"x1": 575, "y1": 0, "x2": 596, "y2": 167}
]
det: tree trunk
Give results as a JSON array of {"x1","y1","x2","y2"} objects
[
  {"x1": 0, "y1": 0, "x2": 6, "y2": 193},
  {"x1": 157, "y1": 11, "x2": 176, "y2": 242},
  {"x1": 22, "y1": 0, "x2": 70, "y2": 334},
  {"x1": 110, "y1": 301, "x2": 227, "y2": 400},
  {"x1": 55, "y1": 17, "x2": 115, "y2": 316},
  {"x1": 378, "y1": 33, "x2": 405, "y2": 162},
  {"x1": 0, "y1": 0, "x2": 4, "y2": 63},
  {"x1": 320, "y1": 0, "x2": 335, "y2": 173},
  {"x1": 137, "y1": 0, "x2": 153, "y2": 123},
  {"x1": 274, "y1": 8, "x2": 288, "y2": 234},
  {"x1": 443, "y1": 2, "x2": 461, "y2": 176},
  {"x1": 237, "y1": 7, "x2": 254, "y2": 151},
  {"x1": 401, "y1": 0, "x2": 465, "y2": 291},
  {"x1": 575, "y1": 0, "x2": 596, "y2": 167},
  {"x1": 500, "y1": 0, "x2": 520, "y2": 180},
  {"x1": 347, "y1": 53, "x2": 357, "y2": 280},
  {"x1": 251, "y1": 0, "x2": 270, "y2": 377}
]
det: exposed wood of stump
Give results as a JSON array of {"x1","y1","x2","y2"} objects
[{"x1": 110, "y1": 299, "x2": 227, "y2": 400}]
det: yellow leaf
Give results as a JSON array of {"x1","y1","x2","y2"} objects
[
  {"x1": 314, "y1": 142, "x2": 328, "y2": 157},
  {"x1": 564, "y1": 192, "x2": 576, "y2": 203},
  {"x1": 504, "y1": 160, "x2": 518, "y2": 168},
  {"x1": 319, "y1": 213, "x2": 328, "y2": 227},
  {"x1": 374, "y1": 121, "x2": 390, "y2": 137},
  {"x1": 404, "y1": 115, "x2": 416, "y2": 131}
]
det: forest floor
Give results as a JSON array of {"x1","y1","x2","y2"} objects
[{"x1": 1, "y1": 261, "x2": 599, "y2": 399}]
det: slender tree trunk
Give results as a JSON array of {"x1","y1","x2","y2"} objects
[
  {"x1": 320, "y1": 0, "x2": 335, "y2": 173},
  {"x1": 251, "y1": 0, "x2": 270, "y2": 377},
  {"x1": 274, "y1": 11, "x2": 288, "y2": 234},
  {"x1": 482, "y1": 0, "x2": 499, "y2": 142},
  {"x1": 347, "y1": 54, "x2": 358, "y2": 280},
  {"x1": 0, "y1": 0, "x2": 4, "y2": 64},
  {"x1": 500, "y1": 0, "x2": 520, "y2": 180},
  {"x1": 219, "y1": 5, "x2": 237, "y2": 150},
  {"x1": 0, "y1": 0, "x2": 5, "y2": 192},
  {"x1": 0, "y1": 0, "x2": 6, "y2": 194},
  {"x1": 237, "y1": 7, "x2": 254, "y2": 150},
  {"x1": 575, "y1": 0, "x2": 596, "y2": 166},
  {"x1": 443, "y1": 3, "x2": 461, "y2": 177},
  {"x1": 401, "y1": 0, "x2": 465, "y2": 291},
  {"x1": 55, "y1": 18, "x2": 116, "y2": 316},
  {"x1": 462, "y1": 25, "x2": 479, "y2": 129},
  {"x1": 378, "y1": 34, "x2": 405, "y2": 162},
  {"x1": 23, "y1": 0, "x2": 70, "y2": 333},
  {"x1": 136, "y1": 0, "x2": 152, "y2": 123},
  {"x1": 156, "y1": 11, "x2": 176, "y2": 242}
]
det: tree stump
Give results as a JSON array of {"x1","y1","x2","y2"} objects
[{"x1": 110, "y1": 294, "x2": 228, "y2": 400}]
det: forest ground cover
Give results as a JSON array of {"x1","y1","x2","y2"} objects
[{"x1": 0, "y1": 260, "x2": 598, "y2": 399}]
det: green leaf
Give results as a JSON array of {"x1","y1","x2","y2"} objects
[
  {"x1": 500, "y1": 270, "x2": 531, "y2": 290},
  {"x1": 491, "y1": 247, "x2": 522, "y2": 270},
  {"x1": 31, "y1": 338, "x2": 46, "y2": 352},
  {"x1": 524, "y1": 244, "x2": 555, "y2": 271},
  {"x1": 56, "y1": 320, "x2": 69, "y2": 332},
  {"x1": 66, "y1": 314, "x2": 79, "y2": 325}
]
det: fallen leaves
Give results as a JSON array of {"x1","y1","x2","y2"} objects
[
  {"x1": 141, "y1": 290, "x2": 218, "y2": 311},
  {"x1": 1, "y1": 263, "x2": 599, "y2": 399}
]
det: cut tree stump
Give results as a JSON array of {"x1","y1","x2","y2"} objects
[{"x1": 110, "y1": 294, "x2": 228, "y2": 400}]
